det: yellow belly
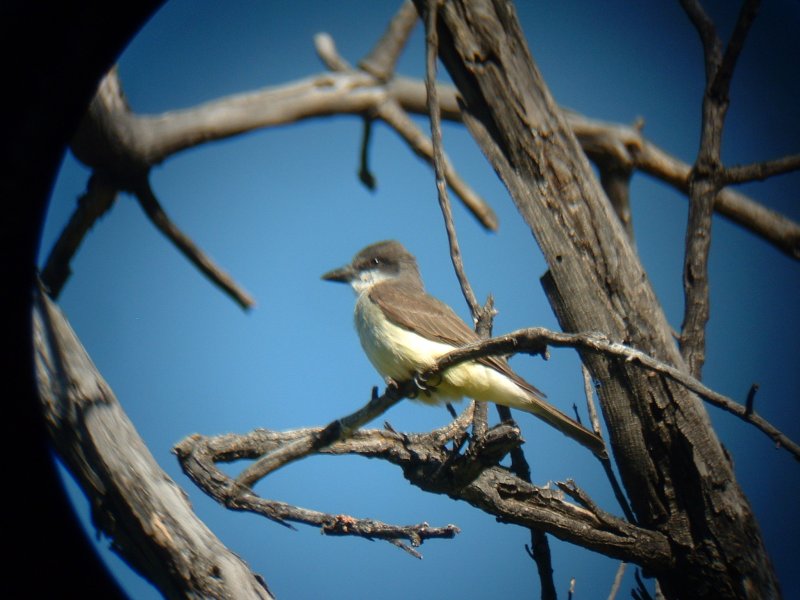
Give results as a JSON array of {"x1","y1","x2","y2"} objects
[{"x1": 354, "y1": 293, "x2": 529, "y2": 408}]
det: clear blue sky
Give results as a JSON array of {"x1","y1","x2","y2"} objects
[{"x1": 40, "y1": 1, "x2": 800, "y2": 598}]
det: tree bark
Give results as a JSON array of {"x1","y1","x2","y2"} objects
[
  {"x1": 418, "y1": 0, "x2": 779, "y2": 597},
  {"x1": 34, "y1": 288, "x2": 273, "y2": 599}
]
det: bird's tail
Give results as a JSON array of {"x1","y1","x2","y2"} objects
[{"x1": 520, "y1": 395, "x2": 607, "y2": 458}]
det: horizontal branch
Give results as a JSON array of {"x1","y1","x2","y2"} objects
[
  {"x1": 175, "y1": 421, "x2": 672, "y2": 571},
  {"x1": 425, "y1": 327, "x2": 800, "y2": 461},
  {"x1": 564, "y1": 110, "x2": 800, "y2": 260},
  {"x1": 722, "y1": 153, "x2": 800, "y2": 185},
  {"x1": 174, "y1": 430, "x2": 459, "y2": 559}
]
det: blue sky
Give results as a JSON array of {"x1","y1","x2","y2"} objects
[{"x1": 40, "y1": 1, "x2": 799, "y2": 598}]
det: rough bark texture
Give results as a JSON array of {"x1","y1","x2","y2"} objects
[
  {"x1": 34, "y1": 289, "x2": 274, "y2": 599},
  {"x1": 418, "y1": 0, "x2": 779, "y2": 597}
]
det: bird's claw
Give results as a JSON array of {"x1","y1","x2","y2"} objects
[{"x1": 412, "y1": 370, "x2": 442, "y2": 398}]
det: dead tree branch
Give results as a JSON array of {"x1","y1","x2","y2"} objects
[
  {"x1": 422, "y1": 0, "x2": 494, "y2": 440},
  {"x1": 314, "y1": 32, "x2": 498, "y2": 230},
  {"x1": 423, "y1": 327, "x2": 800, "y2": 461},
  {"x1": 33, "y1": 286, "x2": 273, "y2": 598},
  {"x1": 175, "y1": 422, "x2": 672, "y2": 571},
  {"x1": 174, "y1": 430, "x2": 460, "y2": 559},
  {"x1": 133, "y1": 178, "x2": 255, "y2": 309},
  {"x1": 722, "y1": 153, "x2": 800, "y2": 185},
  {"x1": 678, "y1": 0, "x2": 762, "y2": 378},
  {"x1": 40, "y1": 174, "x2": 118, "y2": 297},
  {"x1": 567, "y1": 110, "x2": 800, "y2": 259},
  {"x1": 48, "y1": 71, "x2": 256, "y2": 309}
]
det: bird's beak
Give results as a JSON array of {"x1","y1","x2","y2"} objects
[{"x1": 321, "y1": 264, "x2": 354, "y2": 284}]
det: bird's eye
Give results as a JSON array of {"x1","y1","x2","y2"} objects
[{"x1": 372, "y1": 257, "x2": 381, "y2": 265}]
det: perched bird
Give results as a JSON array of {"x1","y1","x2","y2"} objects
[{"x1": 322, "y1": 240, "x2": 605, "y2": 457}]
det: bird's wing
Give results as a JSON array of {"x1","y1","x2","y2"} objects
[{"x1": 369, "y1": 281, "x2": 546, "y2": 400}]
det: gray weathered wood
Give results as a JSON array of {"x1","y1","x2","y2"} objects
[
  {"x1": 419, "y1": 0, "x2": 780, "y2": 597},
  {"x1": 34, "y1": 288, "x2": 273, "y2": 599}
]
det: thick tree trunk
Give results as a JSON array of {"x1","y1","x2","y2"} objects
[{"x1": 420, "y1": 0, "x2": 779, "y2": 597}]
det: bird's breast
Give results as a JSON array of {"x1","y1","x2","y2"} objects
[{"x1": 354, "y1": 292, "x2": 449, "y2": 382}]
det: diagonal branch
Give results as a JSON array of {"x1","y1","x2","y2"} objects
[
  {"x1": 34, "y1": 287, "x2": 273, "y2": 598},
  {"x1": 358, "y1": 0, "x2": 419, "y2": 81},
  {"x1": 315, "y1": 32, "x2": 499, "y2": 230},
  {"x1": 711, "y1": 0, "x2": 762, "y2": 100},
  {"x1": 40, "y1": 174, "x2": 118, "y2": 298},
  {"x1": 133, "y1": 178, "x2": 255, "y2": 310},
  {"x1": 425, "y1": 327, "x2": 800, "y2": 461}
]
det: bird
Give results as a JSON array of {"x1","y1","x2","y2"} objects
[{"x1": 322, "y1": 240, "x2": 606, "y2": 457}]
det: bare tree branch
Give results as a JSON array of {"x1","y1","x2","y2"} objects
[
  {"x1": 174, "y1": 430, "x2": 460, "y2": 559},
  {"x1": 176, "y1": 422, "x2": 673, "y2": 570},
  {"x1": 566, "y1": 110, "x2": 800, "y2": 259},
  {"x1": 235, "y1": 384, "x2": 411, "y2": 488},
  {"x1": 607, "y1": 561, "x2": 627, "y2": 600},
  {"x1": 679, "y1": 0, "x2": 762, "y2": 378},
  {"x1": 133, "y1": 178, "x2": 256, "y2": 310},
  {"x1": 33, "y1": 286, "x2": 273, "y2": 598},
  {"x1": 422, "y1": 0, "x2": 498, "y2": 444},
  {"x1": 712, "y1": 0, "x2": 762, "y2": 101},
  {"x1": 40, "y1": 174, "x2": 118, "y2": 297},
  {"x1": 426, "y1": 327, "x2": 800, "y2": 461},
  {"x1": 372, "y1": 97, "x2": 498, "y2": 229},
  {"x1": 358, "y1": 0, "x2": 419, "y2": 81},
  {"x1": 423, "y1": 0, "x2": 481, "y2": 320},
  {"x1": 722, "y1": 153, "x2": 800, "y2": 185},
  {"x1": 315, "y1": 32, "x2": 499, "y2": 230}
]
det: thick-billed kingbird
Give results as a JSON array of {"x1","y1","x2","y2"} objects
[{"x1": 322, "y1": 240, "x2": 605, "y2": 457}]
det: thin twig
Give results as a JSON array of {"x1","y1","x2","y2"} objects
[
  {"x1": 424, "y1": 0, "x2": 481, "y2": 319},
  {"x1": 581, "y1": 364, "x2": 602, "y2": 437},
  {"x1": 745, "y1": 383, "x2": 759, "y2": 416},
  {"x1": 607, "y1": 562, "x2": 627, "y2": 600},
  {"x1": 722, "y1": 153, "x2": 800, "y2": 185},
  {"x1": 358, "y1": 116, "x2": 377, "y2": 190},
  {"x1": 423, "y1": 0, "x2": 495, "y2": 443},
  {"x1": 711, "y1": 0, "x2": 762, "y2": 100},
  {"x1": 133, "y1": 178, "x2": 255, "y2": 310},
  {"x1": 582, "y1": 366, "x2": 635, "y2": 523}
]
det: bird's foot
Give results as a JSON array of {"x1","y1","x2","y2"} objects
[{"x1": 412, "y1": 370, "x2": 442, "y2": 398}]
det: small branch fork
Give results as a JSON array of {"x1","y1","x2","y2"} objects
[{"x1": 678, "y1": 0, "x2": 765, "y2": 378}]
